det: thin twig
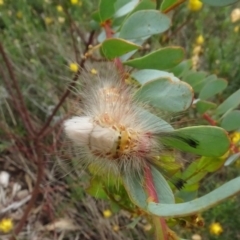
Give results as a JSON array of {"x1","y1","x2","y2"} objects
[{"x1": 0, "y1": 42, "x2": 35, "y2": 136}]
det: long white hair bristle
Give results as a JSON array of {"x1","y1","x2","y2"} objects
[{"x1": 64, "y1": 64, "x2": 169, "y2": 177}]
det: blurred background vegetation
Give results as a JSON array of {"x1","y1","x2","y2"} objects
[{"x1": 0, "y1": 0, "x2": 240, "y2": 239}]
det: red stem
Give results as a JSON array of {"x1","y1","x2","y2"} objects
[
  {"x1": 144, "y1": 165, "x2": 168, "y2": 240},
  {"x1": 202, "y1": 113, "x2": 216, "y2": 126}
]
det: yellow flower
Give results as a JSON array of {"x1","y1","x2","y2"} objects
[
  {"x1": 188, "y1": 0, "x2": 203, "y2": 11},
  {"x1": 16, "y1": 11, "x2": 23, "y2": 19},
  {"x1": 0, "y1": 0, "x2": 4, "y2": 5},
  {"x1": 234, "y1": 26, "x2": 239, "y2": 33},
  {"x1": 231, "y1": 8, "x2": 240, "y2": 23},
  {"x1": 44, "y1": 17, "x2": 53, "y2": 25},
  {"x1": 209, "y1": 222, "x2": 223, "y2": 236},
  {"x1": 90, "y1": 68, "x2": 98, "y2": 75},
  {"x1": 231, "y1": 132, "x2": 240, "y2": 144},
  {"x1": 56, "y1": 5, "x2": 63, "y2": 12},
  {"x1": 70, "y1": 0, "x2": 78, "y2": 4},
  {"x1": 0, "y1": 218, "x2": 13, "y2": 233},
  {"x1": 196, "y1": 35, "x2": 204, "y2": 45},
  {"x1": 69, "y1": 63, "x2": 79, "y2": 73},
  {"x1": 103, "y1": 209, "x2": 112, "y2": 218}
]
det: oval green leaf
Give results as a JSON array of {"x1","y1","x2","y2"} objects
[
  {"x1": 201, "y1": 0, "x2": 239, "y2": 6},
  {"x1": 195, "y1": 100, "x2": 217, "y2": 114},
  {"x1": 101, "y1": 38, "x2": 141, "y2": 59},
  {"x1": 148, "y1": 177, "x2": 240, "y2": 217},
  {"x1": 160, "y1": 126, "x2": 230, "y2": 157},
  {"x1": 134, "y1": 77, "x2": 193, "y2": 112},
  {"x1": 99, "y1": 0, "x2": 117, "y2": 22},
  {"x1": 199, "y1": 78, "x2": 228, "y2": 100},
  {"x1": 183, "y1": 71, "x2": 208, "y2": 93},
  {"x1": 119, "y1": 10, "x2": 171, "y2": 40},
  {"x1": 221, "y1": 110, "x2": 240, "y2": 131},
  {"x1": 124, "y1": 47, "x2": 185, "y2": 70},
  {"x1": 170, "y1": 60, "x2": 192, "y2": 77},
  {"x1": 216, "y1": 89, "x2": 240, "y2": 115},
  {"x1": 132, "y1": 69, "x2": 179, "y2": 84},
  {"x1": 122, "y1": 173, "x2": 148, "y2": 210},
  {"x1": 151, "y1": 166, "x2": 175, "y2": 204}
]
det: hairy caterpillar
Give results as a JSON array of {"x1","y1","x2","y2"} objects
[{"x1": 63, "y1": 64, "x2": 195, "y2": 179}]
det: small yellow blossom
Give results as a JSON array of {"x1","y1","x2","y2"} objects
[
  {"x1": 188, "y1": 0, "x2": 203, "y2": 11},
  {"x1": 69, "y1": 63, "x2": 79, "y2": 73},
  {"x1": 103, "y1": 209, "x2": 112, "y2": 218},
  {"x1": 0, "y1": 218, "x2": 13, "y2": 233},
  {"x1": 56, "y1": 5, "x2": 63, "y2": 12},
  {"x1": 16, "y1": 11, "x2": 23, "y2": 19},
  {"x1": 44, "y1": 17, "x2": 53, "y2": 25},
  {"x1": 234, "y1": 26, "x2": 239, "y2": 33},
  {"x1": 209, "y1": 222, "x2": 223, "y2": 236},
  {"x1": 231, "y1": 8, "x2": 240, "y2": 23},
  {"x1": 196, "y1": 35, "x2": 204, "y2": 45},
  {"x1": 70, "y1": 0, "x2": 79, "y2": 4},
  {"x1": 90, "y1": 68, "x2": 98, "y2": 75},
  {"x1": 231, "y1": 132, "x2": 240, "y2": 144},
  {"x1": 58, "y1": 17, "x2": 65, "y2": 23},
  {"x1": 0, "y1": 0, "x2": 4, "y2": 5},
  {"x1": 112, "y1": 225, "x2": 119, "y2": 231}
]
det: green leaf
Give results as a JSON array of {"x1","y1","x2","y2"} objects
[
  {"x1": 148, "y1": 177, "x2": 240, "y2": 217},
  {"x1": 197, "y1": 156, "x2": 226, "y2": 172},
  {"x1": 132, "y1": 69, "x2": 180, "y2": 84},
  {"x1": 199, "y1": 78, "x2": 228, "y2": 100},
  {"x1": 183, "y1": 71, "x2": 207, "y2": 93},
  {"x1": 92, "y1": 11, "x2": 101, "y2": 23},
  {"x1": 115, "y1": 0, "x2": 139, "y2": 18},
  {"x1": 122, "y1": 166, "x2": 175, "y2": 209},
  {"x1": 161, "y1": 126, "x2": 230, "y2": 157},
  {"x1": 151, "y1": 166, "x2": 175, "y2": 204},
  {"x1": 99, "y1": 0, "x2": 117, "y2": 22},
  {"x1": 224, "y1": 153, "x2": 240, "y2": 166},
  {"x1": 86, "y1": 178, "x2": 108, "y2": 199},
  {"x1": 124, "y1": 47, "x2": 185, "y2": 70},
  {"x1": 129, "y1": 0, "x2": 155, "y2": 15},
  {"x1": 201, "y1": 0, "x2": 239, "y2": 6},
  {"x1": 216, "y1": 89, "x2": 240, "y2": 115},
  {"x1": 122, "y1": 173, "x2": 148, "y2": 210},
  {"x1": 119, "y1": 10, "x2": 171, "y2": 40},
  {"x1": 195, "y1": 100, "x2": 217, "y2": 114},
  {"x1": 170, "y1": 60, "x2": 192, "y2": 78},
  {"x1": 160, "y1": 0, "x2": 184, "y2": 12},
  {"x1": 101, "y1": 38, "x2": 141, "y2": 59},
  {"x1": 221, "y1": 110, "x2": 240, "y2": 131},
  {"x1": 134, "y1": 77, "x2": 193, "y2": 112}
]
